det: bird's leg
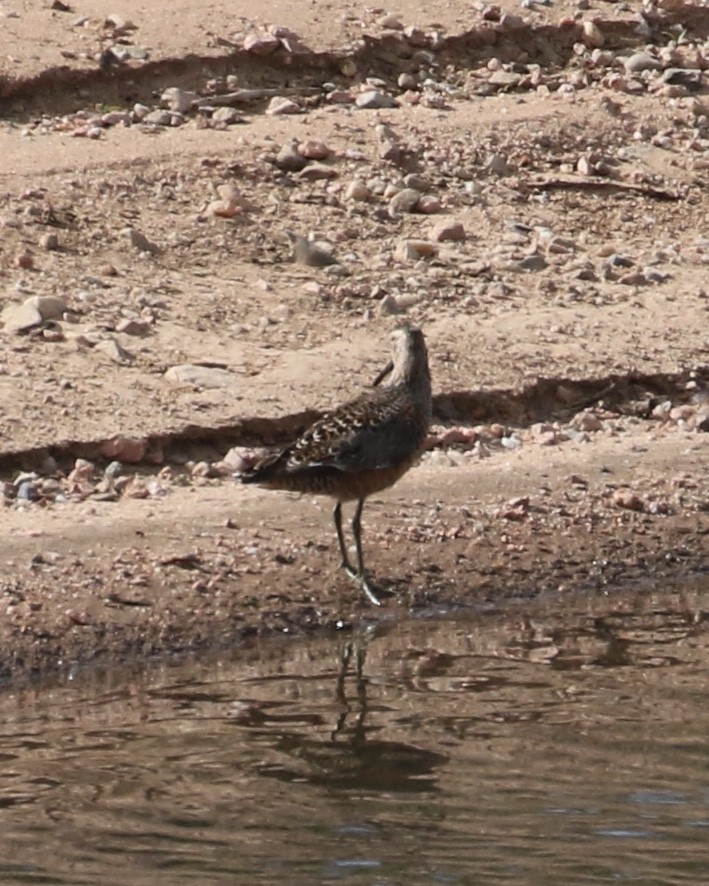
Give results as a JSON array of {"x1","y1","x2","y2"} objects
[
  {"x1": 333, "y1": 502, "x2": 356, "y2": 575},
  {"x1": 351, "y1": 498, "x2": 382, "y2": 606}
]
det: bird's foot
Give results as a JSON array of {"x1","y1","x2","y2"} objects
[{"x1": 341, "y1": 563, "x2": 382, "y2": 606}]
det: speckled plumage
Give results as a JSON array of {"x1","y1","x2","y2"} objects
[{"x1": 240, "y1": 326, "x2": 432, "y2": 604}]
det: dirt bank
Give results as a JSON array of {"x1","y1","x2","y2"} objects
[{"x1": 0, "y1": 0, "x2": 707, "y2": 679}]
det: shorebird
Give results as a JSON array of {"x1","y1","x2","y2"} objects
[{"x1": 240, "y1": 326, "x2": 432, "y2": 605}]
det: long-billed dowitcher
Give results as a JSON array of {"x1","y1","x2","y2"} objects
[{"x1": 240, "y1": 326, "x2": 432, "y2": 605}]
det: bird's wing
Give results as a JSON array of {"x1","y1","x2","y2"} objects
[{"x1": 286, "y1": 394, "x2": 421, "y2": 473}]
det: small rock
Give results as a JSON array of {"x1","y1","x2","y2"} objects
[
  {"x1": 669, "y1": 404, "x2": 696, "y2": 423},
  {"x1": 355, "y1": 90, "x2": 399, "y2": 110},
  {"x1": 379, "y1": 294, "x2": 405, "y2": 315},
  {"x1": 266, "y1": 97, "x2": 302, "y2": 116},
  {"x1": 624, "y1": 51, "x2": 662, "y2": 74},
  {"x1": 2, "y1": 302, "x2": 43, "y2": 334},
  {"x1": 95, "y1": 337, "x2": 134, "y2": 364},
  {"x1": 581, "y1": 20, "x2": 605, "y2": 48},
  {"x1": 144, "y1": 109, "x2": 173, "y2": 126},
  {"x1": 416, "y1": 195, "x2": 442, "y2": 214},
  {"x1": 573, "y1": 411, "x2": 603, "y2": 432},
  {"x1": 403, "y1": 25, "x2": 429, "y2": 46},
  {"x1": 394, "y1": 239, "x2": 438, "y2": 262},
  {"x1": 243, "y1": 32, "x2": 281, "y2": 54},
  {"x1": 105, "y1": 461, "x2": 124, "y2": 479},
  {"x1": 42, "y1": 326, "x2": 65, "y2": 342},
  {"x1": 40, "y1": 233, "x2": 60, "y2": 251},
  {"x1": 101, "y1": 110, "x2": 131, "y2": 126},
  {"x1": 161, "y1": 87, "x2": 196, "y2": 113},
  {"x1": 397, "y1": 72, "x2": 417, "y2": 90},
  {"x1": 379, "y1": 13, "x2": 404, "y2": 29},
  {"x1": 222, "y1": 447, "x2": 256, "y2": 472},
  {"x1": 489, "y1": 70, "x2": 522, "y2": 88},
  {"x1": 518, "y1": 254, "x2": 548, "y2": 272},
  {"x1": 612, "y1": 491, "x2": 645, "y2": 512},
  {"x1": 379, "y1": 140, "x2": 402, "y2": 163},
  {"x1": 485, "y1": 153, "x2": 510, "y2": 175},
  {"x1": 26, "y1": 295, "x2": 67, "y2": 320},
  {"x1": 300, "y1": 140, "x2": 331, "y2": 160},
  {"x1": 100, "y1": 436, "x2": 147, "y2": 463},
  {"x1": 389, "y1": 188, "x2": 421, "y2": 214},
  {"x1": 14, "y1": 250, "x2": 34, "y2": 270},
  {"x1": 345, "y1": 180, "x2": 372, "y2": 201},
  {"x1": 286, "y1": 230, "x2": 338, "y2": 267},
  {"x1": 164, "y1": 364, "x2": 235, "y2": 388},
  {"x1": 296, "y1": 163, "x2": 338, "y2": 181},
  {"x1": 430, "y1": 221, "x2": 466, "y2": 242},
  {"x1": 211, "y1": 106, "x2": 244, "y2": 125},
  {"x1": 16, "y1": 480, "x2": 40, "y2": 502},
  {"x1": 274, "y1": 140, "x2": 308, "y2": 172},
  {"x1": 123, "y1": 227, "x2": 159, "y2": 254},
  {"x1": 116, "y1": 318, "x2": 150, "y2": 336}
]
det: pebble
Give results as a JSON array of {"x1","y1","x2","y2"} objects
[
  {"x1": 274, "y1": 140, "x2": 307, "y2": 172},
  {"x1": 573, "y1": 411, "x2": 603, "y2": 432},
  {"x1": 581, "y1": 21, "x2": 605, "y2": 48},
  {"x1": 501, "y1": 434, "x2": 523, "y2": 450},
  {"x1": 27, "y1": 295, "x2": 67, "y2": 320},
  {"x1": 345, "y1": 180, "x2": 371, "y2": 201},
  {"x1": 416, "y1": 195, "x2": 442, "y2": 214},
  {"x1": 2, "y1": 302, "x2": 43, "y2": 334},
  {"x1": 394, "y1": 239, "x2": 438, "y2": 262},
  {"x1": 397, "y1": 73, "x2": 418, "y2": 90},
  {"x1": 266, "y1": 97, "x2": 302, "y2": 116},
  {"x1": 101, "y1": 110, "x2": 130, "y2": 126},
  {"x1": 388, "y1": 188, "x2": 421, "y2": 214},
  {"x1": 612, "y1": 491, "x2": 645, "y2": 512},
  {"x1": 115, "y1": 318, "x2": 150, "y2": 336},
  {"x1": 403, "y1": 25, "x2": 429, "y2": 47},
  {"x1": 14, "y1": 250, "x2": 34, "y2": 270},
  {"x1": 123, "y1": 227, "x2": 159, "y2": 254},
  {"x1": 430, "y1": 221, "x2": 466, "y2": 242},
  {"x1": 164, "y1": 364, "x2": 235, "y2": 388},
  {"x1": 355, "y1": 90, "x2": 399, "y2": 110},
  {"x1": 222, "y1": 447, "x2": 256, "y2": 472},
  {"x1": 243, "y1": 32, "x2": 281, "y2": 54},
  {"x1": 296, "y1": 163, "x2": 338, "y2": 181},
  {"x1": 624, "y1": 52, "x2": 662, "y2": 74},
  {"x1": 518, "y1": 254, "x2": 548, "y2": 272},
  {"x1": 161, "y1": 87, "x2": 196, "y2": 113},
  {"x1": 485, "y1": 153, "x2": 510, "y2": 175},
  {"x1": 16, "y1": 480, "x2": 40, "y2": 502},
  {"x1": 287, "y1": 230, "x2": 338, "y2": 267},
  {"x1": 144, "y1": 110, "x2": 173, "y2": 126},
  {"x1": 300, "y1": 140, "x2": 331, "y2": 160},
  {"x1": 379, "y1": 13, "x2": 404, "y2": 29},
  {"x1": 40, "y1": 233, "x2": 60, "y2": 251},
  {"x1": 211, "y1": 106, "x2": 244, "y2": 125},
  {"x1": 95, "y1": 337, "x2": 135, "y2": 364},
  {"x1": 100, "y1": 436, "x2": 147, "y2": 463}
]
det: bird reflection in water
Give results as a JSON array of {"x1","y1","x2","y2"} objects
[{"x1": 255, "y1": 626, "x2": 448, "y2": 792}]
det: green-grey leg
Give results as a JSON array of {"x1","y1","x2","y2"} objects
[
  {"x1": 334, "y1": 502, "x2": 355, "y2": 574},
  {"x1": 352, "y1": 498, "x2": 382, "y2": 606}
]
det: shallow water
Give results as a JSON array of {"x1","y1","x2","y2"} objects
[{"x1": 1, "y1": 582, "x2": 709, "y2": 885}]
